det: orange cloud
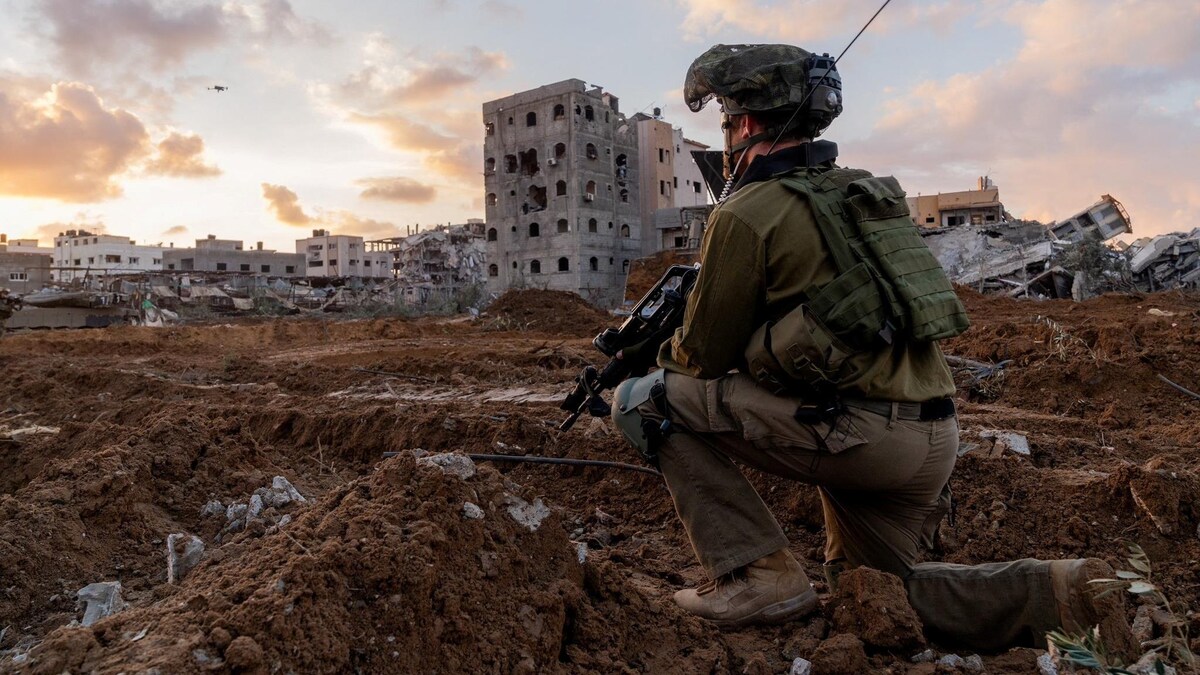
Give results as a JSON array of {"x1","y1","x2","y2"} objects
[
  {"x1": 347, "y1": 113, "x2": 459, "y2": 152},
  {"x1": 324, "y1": 212, "x2": 402, "y2": 240},
  {"x1": 357, "y1": 177, "x2": 437, "y2": 203},
  {"x1": 163, "y1": 225, "x2": 189, "y2": 236},
  {"x1": 0, "y1": 80, "x2": 149, "y2": 202},
  {"x1": 338, "y1": 44, "x2": 507, "y2": 107},
  {"x1": 672, "y1": 0, "x2": 969, "y2": 42},
  {"x1": 261, "y1": 183, "x2": 312, "y2": 225},
  {"x1": 144, "y1": 132, "x2": 221, "y2": 178}
]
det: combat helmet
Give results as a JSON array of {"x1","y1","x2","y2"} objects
[{"x1": 684, "y1": 43, "x2": 843, "y2": 140}]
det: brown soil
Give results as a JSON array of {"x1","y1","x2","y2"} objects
[
  {"x1": 623, "y1": 249, "x2": 700, "y2": 304},
  {"x1": 1, "y1": 290, "x2": 1198, "y2": 673}
]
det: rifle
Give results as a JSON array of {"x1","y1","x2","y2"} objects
[{"x1": 558, "y1": 264, "x2": 699, "y2": 431}]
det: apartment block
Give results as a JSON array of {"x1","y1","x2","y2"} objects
[
  {"x1": 163, "y1": 235, "x2": 304, "y2": 277},
  {"x1": 0, "y1": 251, "x2": 51, "y2": 293},
  {"x1": 296, "y1": 229, "x2": 391, "y2": 279},
  {"x1": 52, "y1": 230, "x2": 166, "y2": 281},
  {"x1": 633, "y1": 111, "x2": 711, "y2": 254},
  {"x1": 907, "y1": 176, "x2": 1005, "y2": 228},
  {"x1": 482, "y1": 79, "x2": 643, "y2": 306}
]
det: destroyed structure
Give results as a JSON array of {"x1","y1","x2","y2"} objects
[
  {"x1": 1124, "y1": 228, "x2": 1200, "y2": 290},
  {"x1": 296, "y1": 230, "x2": 391, "y2": 279},
  {"x1": 367, "y1": 221, "x2": 487, "y2": 306}
]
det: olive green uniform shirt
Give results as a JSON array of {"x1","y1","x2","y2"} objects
[{"x1": 658, "y1": 170, "x2": 955, "y2": 402}]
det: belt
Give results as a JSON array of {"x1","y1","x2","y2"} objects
[{"x1": 841, "y1": 396, "x2": 956, "y2": 421}]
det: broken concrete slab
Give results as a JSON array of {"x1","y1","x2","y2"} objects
[
  {"x1": 503, "y1": 495, "x2": 550, "y2": 532},
  {"x1": 167, "y1": 533, "x2": 205, "y2": 584},
  {"x1": 462, "y1": 502, "x2": 484, "y2": 520},
  {"x1": 788, "y1": 657, "x2": 813, "y2": 675},
  {"x1": 200, "y1": 500, "x2": 224, "y2": 518},
  {"x1": 77, "y1": 581, "x2": 126, "y2": 626},
  {"x1": 271, "y1": 475, "x2": 306, "y2": 503},
  {"x1": 417, "y1": 453, "x2": 477, "y2": 480},
  {"x1": 979, "y1": 429, "x2": 1031, "y2": 457}
]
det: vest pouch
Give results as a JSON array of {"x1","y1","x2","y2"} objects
[
  {"x1": 806, "y1": 261, "x2": 889, "y2": 351},
  {"x1": 744, "y1": 303, "x2": 854, "y2": 391}
]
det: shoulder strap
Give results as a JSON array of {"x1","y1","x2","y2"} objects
[{"x1": 779, "y1": 169, "x2": 865, "y2": 275}]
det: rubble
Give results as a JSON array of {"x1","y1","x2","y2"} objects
[
  {"x1": 77, "y1": 581, "x2": 125, "y2": 626},
  {"x1": 166, "y1": 533, "x2": 205, "y2": 584},
  {"x1": 787, "y1": 657, "x2": 813, "y2": 675},
  {"x1": 809, "y1": 634, "x2": 869, "y2": 675},
  {"x1": 504, "y1": 494, "x2": 551, "y2": 532},
  {"x1": 417, "y1": 452, "x2": 477, "y2": 480},
  {"x1": 1125, "y1": 228, "x2": 1200, "y2": 291},
  {"x1": 979, "y1": 429, "x2": 1031, "y2": 457}
]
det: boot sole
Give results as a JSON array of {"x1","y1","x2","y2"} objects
[{"x1": 711, "y1": 589, "x2": 819, "y2": 630}]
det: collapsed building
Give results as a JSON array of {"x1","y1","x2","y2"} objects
[{"x1": 1123, "y1": 228, "x2": 1200, "y2": 290}]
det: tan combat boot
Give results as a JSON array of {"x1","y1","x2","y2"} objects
[
  {"x1": 1049, "y1": 558, "x2": 1139, "y2": 661},
  {"x1": 674, "y1": 549, "x2": 819, "y2": 629}
]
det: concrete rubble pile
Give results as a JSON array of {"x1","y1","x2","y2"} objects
[
  {"x1": 924, "y1": 194, "x2": 1138, "y2": 299},
  {"x1": 1122, "y1": 227, "x2": 1200, "y2": 291}
]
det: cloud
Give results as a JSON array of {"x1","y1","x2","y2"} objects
[
  {"x1": 672, "y1": 0, "x2": 969, "y2": 42},
  {"x1": 144, "y1": 132, "x2": 221, "y2": 178},
  {"x1": 323, "y1": 212, "x2": 402, "y2": 240},
  {"x1": 337, "y1": 42, "x2": 507, "y2": 107},
  {"x1": 34, "y1": 217, "x2": 107, "y2": 243},
  {"x1": 0, "y1": 80, "x2": 149, "y2": 202},
  {"x1": 845, "y1": 0, "x2": 1200, "y2": 237},
  {"x1": 347, "y1": 113, "x2": 459, "y2": 152},
  {"x1": 357, "y1": 177, "x2": 437, "y2": 203},
  {"x1": 224, "y1": 0, "x2": 331, "y2": 44},
  {"x1": 162, "y1": 225, "x2": 189, "y2": 236},
  {"x1": 261, "y1": 183, "x2": 312, "y2": 225},
  {"x1": 39, "y1": 0, "x2": 226, "y2": 75}
]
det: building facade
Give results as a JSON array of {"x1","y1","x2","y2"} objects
[
  {"x1": 52, "y1": 230, "x2": 166, "y2": 281},
  {"x1": 907, "y1": 177, "x2": 1005, "y2": 229},
  {"x1": 296, "y1": 229, "x2": 391, "y2": 278},
  {"x1": 163, "y1": 236, "x2": 304, "y2": 277},
  {"x1": 482, "y1": 79, "x2": 643, "y2": 306},
  {"x1": 0, "y1": 251, "x2": 52, "y2": 293},
  {"x1": 634, "y1": 113, "x2": 712, "y2": 254}
]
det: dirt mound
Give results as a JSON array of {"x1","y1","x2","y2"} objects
[
  {"x1": 624, "y1": 249, "x2": 700, "y2": 304},
  {"x1": 829, "y1": 568, "x2": 925, "y2": 651},
  {"x1": 485, "y1": 289, "x2": 611, "y2": 336},
  {"x1": 21, "y1": 453, "x2": 724, "y2": 674}
]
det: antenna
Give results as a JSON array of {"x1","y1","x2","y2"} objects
[{"x1": 717, "y1": 0, "x2": 894, "y2": 203}]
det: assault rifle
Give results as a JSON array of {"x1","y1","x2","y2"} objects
[{"x1": 558, "y1": 264, "x2": 699, "y2": 431}]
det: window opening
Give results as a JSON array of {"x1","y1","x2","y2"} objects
[
  {"x1": 557, "y1": 218, "x2": 569, "y2": 233},
  {"x1": 589, "y1": 257, "x2": 598, "y2": 271},
  {"x1": 557, "y1": 257, "x2": 569, "y2": 272},
  {"x1": 620, "y1": 224, "x2": 630, "y2": 238},
  {"x1": 528, "y1": 222, "x2": 540, "y2": 237},
  {"x1": 488, "y1": 264, "x2": 499, "y2": 277},
  {"x1": 553, "y1": 104, "x2": 565, "y2": 120},
  {"x1": 584, "y1": 105, "x2": 594, "y2": 121},
  {"x1": 588, "y1": 218, "x2": 597, "y2": 233},
  {"x1": 530, "y1": 259, "x2": 541, "y2": 273},
  {"x1": 556, "y1": 180, "x2": 567, "y2": 196},
  {"x1": 585, "y1": 143, "x2": 597, "y2": 160},
  {"x1": 487, "y1": 228, "x2": 498, "y2": 241}
]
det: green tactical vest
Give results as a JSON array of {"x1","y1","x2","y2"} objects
[{"x1": 744, "y1": 167, "x2": 969, "y2": 392}]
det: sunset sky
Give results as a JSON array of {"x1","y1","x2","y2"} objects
[{"x1": 0, "y1": 0, "x2": 1196, "y2": 251}]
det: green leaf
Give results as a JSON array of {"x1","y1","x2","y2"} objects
[
  {"x1": 1115, "y1": 570, "x2": 1143, "y2": 580},
  {"x1": 1127, "y1": 580, "x2": 1156, "y2": 594}
]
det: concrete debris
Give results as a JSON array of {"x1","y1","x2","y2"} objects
[
  {"x1": 418, "y1": 453, "x2": 477, "y2": 480},
  {"x1": 979, "y1": 429, "x2": 1031, "y2": 457},
  {"x1": 200, "y1": 499, "x2": 225, "y2": 518},
  {"x1": 937, "y1": 654, "x2": 965, "y2": 669},
  {"x1": 166, "y1": 533, "x2": 205, "y2": 584},
  {"x1": 226, "y1": 503, "x2": 248, "y2": 522},
  {"x1": 247, "y1": 493, "x2": 264, "y2": 521},
  {"x1": 1126, "y1": 228, "x2": 1200, "y2": 292},
  {"x1": 1128, "y1": 652, "x2": 1176, "y2": 675},
  {"x1": 1037, "y1": 651, "x2": 1058, "y2": 675},
  {"x1": 911, "y1": 649, "x2": 936, "y2": 663},
  {"x1": 218, "y1": 476, "x2": 308, "y2": 541},
  {"x1": 77, "y1": 581, "x2": 126, "y2": 626},
  {"x1": 1131, "y1": 604, "x2": 1155, "y2": 645},
  {"x1": 462, "y1": 502, "x2": 484, "y2": 520},
  {"x1": 575, "y1": 542, "x2": 587, "y2": 565},
  {"x1": 504, "y1": 494, "x2": 551, "y2": 532},
  {"x1": 963, "y1": 654, "x2": 984, "y2": 671},
  {"x1": 788, "y1": 657, "x2": 813, "y2": 675}
]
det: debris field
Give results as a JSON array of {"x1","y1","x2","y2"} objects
[{"x1": 1, "y1": 288, "x2": 1199, "y2": 674}]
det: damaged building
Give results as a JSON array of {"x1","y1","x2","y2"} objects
[
  {"x1": 366, "y1": 222, "x2": 487, "y2": 304},
  {"x1": 1124, "y1": 229, "x2": 1200, "y2": 290},
  {"x1": 482, "y1": 80, "x2": 645, "y2": 306}
]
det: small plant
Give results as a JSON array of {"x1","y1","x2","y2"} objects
[
  {"x1": 1047, "y1": 544, "x2": 1194, "y2": 673},
  {"x1": 1035, "y1": 315, "x2": 1097, "y2": 362}
]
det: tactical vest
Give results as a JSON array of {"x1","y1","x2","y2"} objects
[{"x1": 744, "y1": 167, "x2": 969, "y2": 393}]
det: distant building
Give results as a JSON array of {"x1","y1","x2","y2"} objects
[
  {"x1": 1049, "y1": 195, "x2": 1132, "y2": 242},
  {"x1": 0, "y1": 235, "x2": 53, "y2": 256},
  {"x1": 163, "y1": 235, "x2": 304, "y2": 277},
  {"x1": 51, "y1": 230, "x2": 166, "y2": 282},
  {"x1": 633, "y1": 112, "x2": 711, "y2": 255},
  {"x1": 0, "y1": 251, "x2": 51, "y2": 293},
  {"x1": 295, "y1": 229, "x2": 391, "y2": 278},
  {"x1": 482, "y1": 79, "x2": 643, "y2": 306},
  {"x1": 907, "y1": 177, "x2": 1005, "y2": 228}
]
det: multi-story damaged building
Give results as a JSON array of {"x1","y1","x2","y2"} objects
[
  {"x1": 907, "y1": 177, "x2": 1005, "y2": 228},
  {"x1": 295, "y1": 229, "x2": 391, "y2": 279},
  {"x1": 1048, "y1": 195, "x2": 1132, "y2": 243},
  {"x1": 482, "y1": 79, "x2": 643, "y2": 305},
  {"x1": 633, "y1": 111, "x2": 712, "y2": 255}
]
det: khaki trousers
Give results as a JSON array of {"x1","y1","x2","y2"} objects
[{"x1": 640, "y1": 372, "x2": 1061, "y2": 650}]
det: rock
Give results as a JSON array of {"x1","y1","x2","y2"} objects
[
  {"x1": 278, "y1": 514, "x2": 292, "y2": 527},
  {"x1": 417, "y1": 453, "x2": 477, "y2": 480},
  {"x1": 504, "y1": 494, "x2": 550, "y2": 532},
  {"x1": 964, "y1": 654, "x2": 984, "y2": 671},
  {"x1": 937, "y1": 654, "x2": 965, "y2": 668},
  {"x1": 1128, "y1": 652, "x2": 1176, "y2": 674},
  {"x1": 200, "y1": 500, "x2": 225, "y2": 518},
  {"x1": 224, "y1": 635, "x2": 264, "y2": 670},
  {"x1": 1131, "y1": 604, "x2": 1154, "y2": 645},
  {"x1": 980, "y1": 429, "x2": 1031, "y2": 457},
  {"x1": 788, "y1": 657, "x2": 813, "y2": 675},
  {"x1": 810, "y1": 634, "x2": 868, "y2": 675},
  {"x1": 462, "y1": 502, "x2": 484, "y2": 520},
  {"x1": 246, "y1": 494, "x2": 264, "y2": 521},
  {"x1": 271, "y1": 475, "x2": 306, "y2": 503},
  {"x1": 1036, "y1": 652, "x2": 1057, "y2": 675},
  {"x1": 911, "y1": 649, "x2": 936, "y2": 663},
  {"x1": 166, "y1": 533, "x2": 205, "y2": 584},
  {"x1": 830, "y1": 567, "x2": 926, "y2": 651},
  {"x1": 226, "y1": 503, "x2": 247, "y2": 522},
  {"x1": 77, "y1": 581, "x2": 126, "y2": 627},
  {"x1": 575, "y1": 542, "x2": 587, "y2": 564}
]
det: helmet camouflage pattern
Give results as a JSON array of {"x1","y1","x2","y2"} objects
[{"x1": 684, "y1": 43, "x2": 843, "y2": 135}]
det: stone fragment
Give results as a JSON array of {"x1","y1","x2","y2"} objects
[
  {"x1": 200, "y1": 500, "x2": 225, "y2": 518},
  {"x1": 788, "y1": 657, "x2": 813, "y2": 675},
  {"x1": 278, "y1": 514, "x2": 292, "y2": 527},
  {"x1": 225, "y1": 503, "x2": 247, "y2": 522},
  {"x1": 964, "y1": 654, "x2": 984, "y2": 671},
  {"x1": 911, "y1": 649, "x2": 936, "y2": 663},
  {"x1": 575, "y1": 542, "x2": 587, "y2": 564},
  {"x1": 462, "y1": 502, "x2": 484, "y2": 520},
  {"x1": 1036, "y1": 652, "x2": 1058, "y2": 675},
  {"x1": 1128, "y1": 652, "x2": 1176, "y2": 674},
  {"x1": 77, "y1": 581, "x2": 126, "y2": 626},
  {"x1": 271, "y1": 475, "x2": 306, "y2": 503},
  {"x1": 247, "y1": 494, "x2": 264, "y2": 521},
  {"x1": 937, "y1": 654, "x2": 965, "y2": 668},
  {"x1": 1131, "y1": 604, "x2": 1154, "y2": 645},
  {"x1": 980, "y1": 429, "x2": 1031, "y2": 456},
  {"x1": 417, "y1": 453, "x2": 477, "y2": 480},
  {"x1": 166, "y1": 533, "x2": 205, "y2": 584},
  {"x1": 810, "y1": 634, "x2": 868, "y2": 675},
  {"x1": 504, "y1": 494, "x2": 550, "y2": 532},
  {"x1": 830, "y1": 567, "x2": 926, "y2": 650}
]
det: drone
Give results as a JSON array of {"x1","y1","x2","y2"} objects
[{"x1": 207, "y1": 85, "x2": 228, "y2": 92}]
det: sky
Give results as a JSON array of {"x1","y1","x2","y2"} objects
[{"x1": 0, "y1": 0, "x2": 1196, "y2": 252}]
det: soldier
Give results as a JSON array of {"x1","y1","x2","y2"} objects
[{"x1": 611, "y1": 44, "x2": 1135, "y2": 655}]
